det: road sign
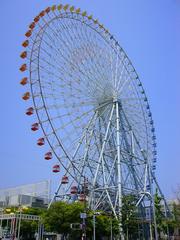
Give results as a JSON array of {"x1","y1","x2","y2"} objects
[
  {"x1": 80, "y1": 213, "x2": 87, "y2": 219},
  {"x1": 70, "y1": 223, "x2": 82, "y2": 230}
]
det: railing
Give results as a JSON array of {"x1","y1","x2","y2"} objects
[{"x1": 0, "y1": 213, "x2": 40, "y2": 220}]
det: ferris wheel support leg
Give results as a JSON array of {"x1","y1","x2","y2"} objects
[
  {"x1": 115, "y1": 101, "x2": 124, "y2": 240},
  {"x1": 77, "y1": 122, "x2": 96, "y2": 187},
  {"x1": 152, "y1": 194, "x2": 158, "y2": 240},
  {"x1": 151, "y1": 173, "x2": 171, "y2": 240},
  {"x1": 146, "y1": 161, "x2": 158, "y2": 240},
  {"x1": 152, "y1": 172, "x2": 171, "y2": 217},
  {"x1": 92, "y1": 104, "x2": 115, "y2": 189}
]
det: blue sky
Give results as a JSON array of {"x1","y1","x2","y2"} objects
[{"x1": 0, "y1": 0, "x2": 179, "y2": 199}]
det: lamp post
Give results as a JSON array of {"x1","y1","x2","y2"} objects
[
  {"x1": 80, "y1": 212, "x2": 87, "y2": 240},
  {"x1": 110, "y1": 215, "x2": 113, "y2": 240},
  {"x1": 93, "y1": 214, "x2": 96, "y2": 240},
  {"x1": 17, "y1": 205, "x2": 28, "y2": 240},
  {"x1": 17, "y1": 207, "x2": 22, "y2": 240},
  {"x1": 93, "y1": 212, "x2": 100, "y2": 240}
]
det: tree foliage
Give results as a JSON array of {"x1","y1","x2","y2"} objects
[
  {"x1": 20, "y1": 207, "x2": 46, "y2": 239},
  {"x1": 122, "y1": 194, "x2": 139, "y2": 239},
  {"x1": 154, "y1": 188, "x2": 180, "y2": 238},
  {"x1": 154, "y1": 188, "x2": 165, "y2": 235},
  {"x1": 42, "y1": 201, "x2": 84, "y2": 239},
  {"x1": 42, "y1": 201, "x2": 119, "y2": 239},
  {"x1": 3, "y1": 206, "x2": 45, "y2": 240}
]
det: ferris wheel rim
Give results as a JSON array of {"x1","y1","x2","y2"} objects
[{"x1": 20, "y1": 4, "x2": 157, "y2": 184}]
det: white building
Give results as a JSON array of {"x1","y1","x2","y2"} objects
[{"x1": 0, "y1": 180, "x2": 50, "y2": 208}]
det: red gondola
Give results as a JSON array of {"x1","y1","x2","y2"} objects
[
  {"x1": 34, "y1": 16, "x2": 40, "y2": 23},
  {"x1": 26, "y1": 107, "x2": 34, "y2": 116},
  {"x1": 78, "y1": 194, "x2": 86, "y2": 202},
  {"x1": 29, "y1": 22, "x2": 35, "y2": 30},
  {"x1": 39, "y1": 11, "x2": 45, "y2": 17},
  {"x1": 45, "y1": 7, "x2": 51, "y2": 13},
  {"x1": 20, "y1": 51, "x2": 27, "y2": 59},
  {"x1": 20, "y1": 77, "x2": 28, "y2": 85},
  {"x1": 31, "y1": 123, "x2": 39, "y2": 131},
  {"x1": 25, "y1": 30, "x2": 32, "y2": 38},
  {"x1": 22, "y1": 40, "x2": 29, "y2": 48},
  {"x1": 22, "y1": 92, "x2": 30, "y2": 100},
  {"x1": 61, "y1": 176, "x2": 69, "y2": 184},
  {"x1": 44, "y1": 152, "x2": 52, "y2": 160},
  {"x1": 70, "y1": 186, "x2": 78, "y2": 194},
  {"x1": 37, "y1": 138, "x2": 45, "y2": 146},
  {"x1": 20, "y1": 64, "x2": 27, "y2": 72},
  {"x1": 52, "y1": 164, "x2": 60, "y2": 173}
]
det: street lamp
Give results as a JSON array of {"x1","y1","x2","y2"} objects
[
  {"x1": 106, "y1": 211, "x2": 113, "y2": 240},
  {"x1": 93, "y1": 212, "x2": 100, "y2": 240},
  {"x1": 17, "y1": 205, "x2": 29, "y2": 239},
  {"x1": 110, "y1": 215, "x2": 113, "y2": 240},
  {"x1": 80, "y1": 212, "x2": 87, "y2": 240}
]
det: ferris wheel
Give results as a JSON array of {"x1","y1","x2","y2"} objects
[{"x1": 19, "y1": 4, "x2": 170, "y2": 239}]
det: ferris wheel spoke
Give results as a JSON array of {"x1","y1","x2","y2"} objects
[
  {"x1": 109, "y1": 48, "x2": 125, "y2": 91},
  {"x1": 71, "y1": 112, "x2": 98, "y2": 158},
  {"x1": 36, "y1": 100, "x2": 95, "y2": 112},
  {"x1": 53, "y1": 16, "x2": 108, "y2": 83},
  {"x1": 49, "y1": 109, "x2": 93, "y2": 134},
  {"x1": 41, "y1": 89, "x2": 86, "y2": 101},
  {"x1": 38, "y1": 68, "x2": 94, "y2": 101},
  {"x1": 38, "y1": 78, "x2": 85, "y2": 96},
  {"x1": 39, "y1": 39, "x2": 107, "y2": 98},
  {"x1": 75, "y1": 29, "x2": 113, "y2": 88},
  {"x1": 116, "y1": 59, "x2": 136, "y2": 95},
  {"x1": 43, "y1": 17, "x2": 111, "y2": 96},
  {"x1": 40, "y1": 27, "x2": 100, "y2": 91},
  {"x1": 118, "y1": 74, "x2": 132, "y2": 96},
  {"x1": 114, "y1": 48, "x2": 121, "y2": 91},
  {"x1": 116, "y1": 67, "x2": 129, "y2": 95},
  {"x1": 37, "y1": 107, "x2": 94, "y2": 139},
  {"x1": 57, "y1": 112, "x2": 99, "y2": 180}
]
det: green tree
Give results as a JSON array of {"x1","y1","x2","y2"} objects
[
  {"x1": 166, "y1": 191, "x2": 180, "y2": 237},
  {"x1": 121, "y1": 195, "x2": 139, "y2": 239},
  {"x1": 42, "y1": 201, "x2": 84, "y2": 239},
  {"x1": 154, "y1": 189, "x2": 173, "y2": 238},
  {"x1": 42, "y1": 202, "x2": 119, "y2": 239},
  {"x1": 3, "y1": 206, "x2": 45, "y2": 240},
  {"x1": 87, "y1": 212, "x2": 119, "y2": 239},
  {"x1": 19, "y1": 207, "x2": 45, "y2": 240},
  {"x1": 20, "y1": 220, "x2": 37, "y2": 240},
  {"x1": 154, "y1": 189, "x2": 164, "y2": 236}
]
